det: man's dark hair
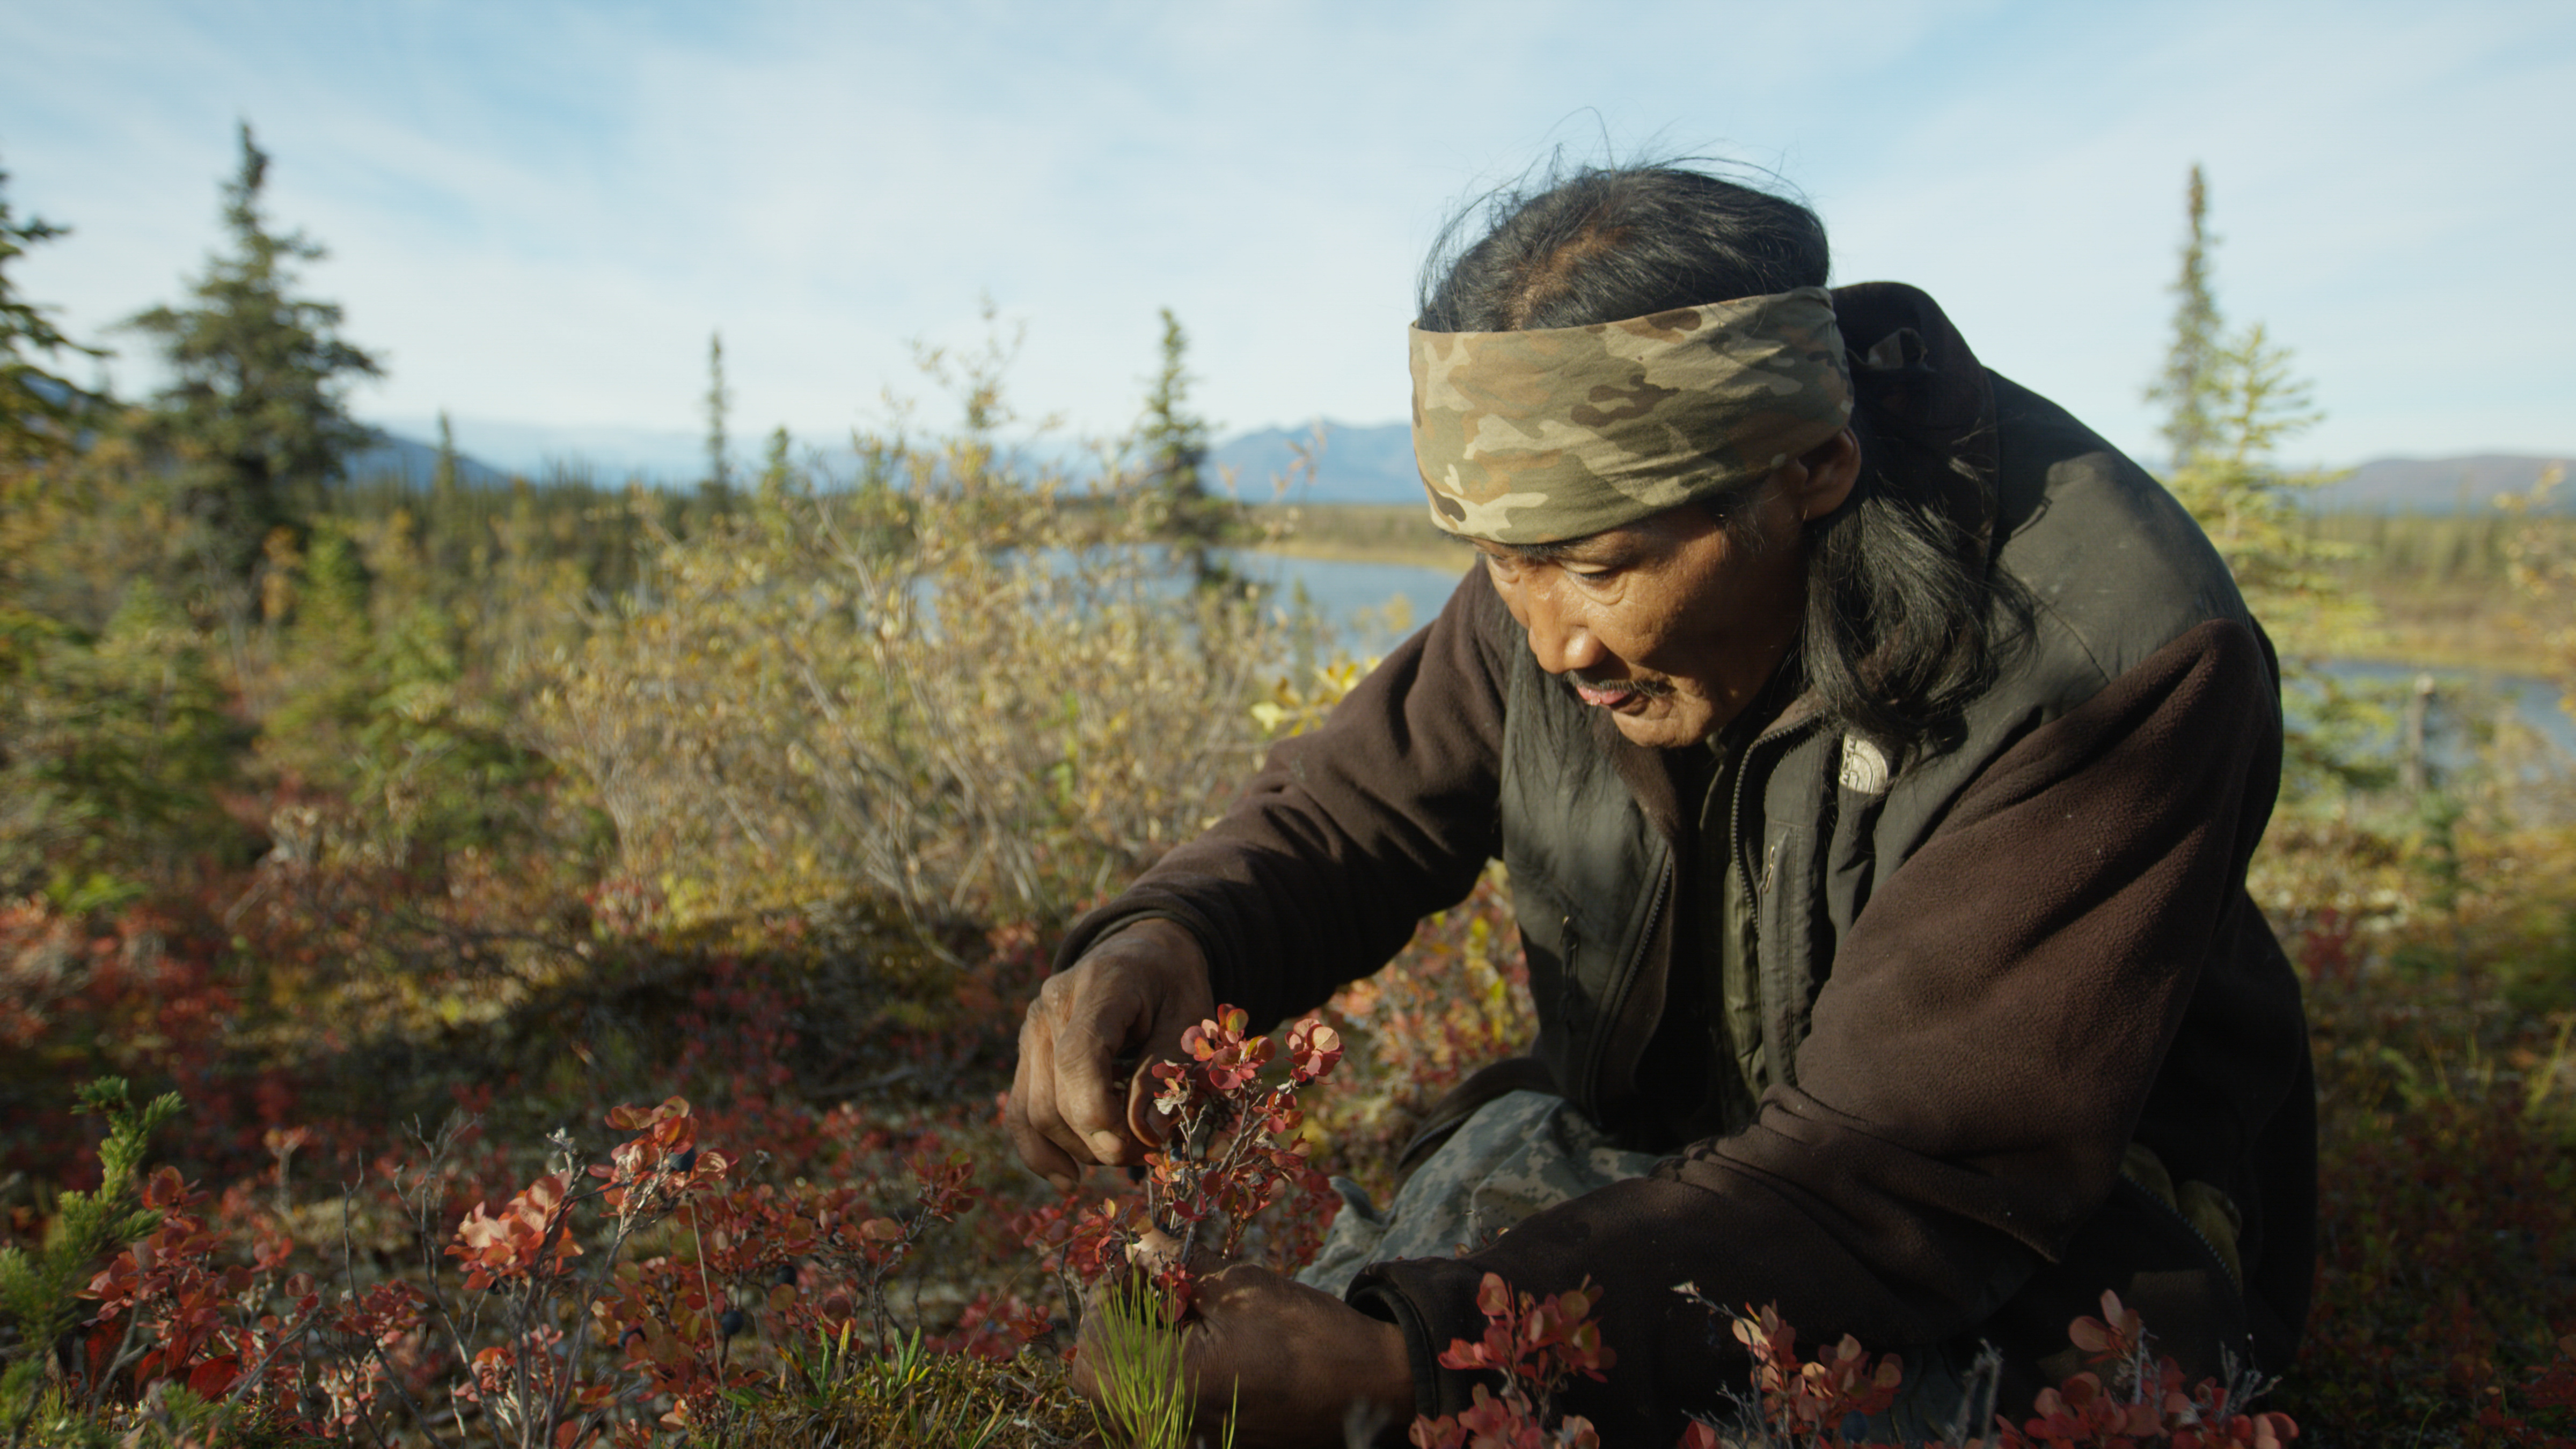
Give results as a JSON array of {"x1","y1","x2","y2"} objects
[{"x1": 1417, "y1": 161, "x2": 2010, "y2": 752}]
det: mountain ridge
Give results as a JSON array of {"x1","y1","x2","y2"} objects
[
  {"x1": 1216, "y1": 422, "x2": 2571, "y2": 515},
  {"x1": 345, "y1": 417, "x2": 2568, "y2": 517}
]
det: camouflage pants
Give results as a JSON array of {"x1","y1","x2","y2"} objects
[
  {"x1": 1295, "y1": 1089, "x2": 1659, "y2": 1299},
  {"x1": 1297, "y1": 1089, "x2": 1982, "y2": 1442}
]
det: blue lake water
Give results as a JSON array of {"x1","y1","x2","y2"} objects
[
  {"x1": 1219, "y1": 550, "x2": 1470, "y2": 656},
  {"x1": 1233, "y1": 552, "x2": 2576, "y2": 767},
  {"x1": 2308, "y1": 659, "x2": 2576, "y2": 769}
]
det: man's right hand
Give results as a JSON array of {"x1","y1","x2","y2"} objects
[{"x1": 1007, "y1": 918, "x2": 1214, "y2": 1190}]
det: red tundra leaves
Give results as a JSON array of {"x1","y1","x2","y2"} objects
[
  {"x1": 80, "y1": 1163, "x2": 326, "y2": 1409},
  {"x1": 1032, "y1": 1005, "x2": 1345, "y2": 1317},
  {"x1": 1181, "y1": 1005, "x2": 1274, "y2": 1093},
  {"x1": 448, "y1": 1172, "x2": 583, "y2": 1289},
  {"x1": 2019, "y1": 1372, "x2": 2170, "y2": 1444},
  {"x1": 1285, "y1": 1017, "x2": 1343, "y2": 1084},
  {"x1": 2070, "y1": 1287, "x2": 2148, "y2": 1365},
  {"x1": 1415, "y1": 1272, "x2": 1612, "y2": 1448},
  {"x1": 1436, "y1": 1274, "x2": 1615, "y2": 1387},
  {"x1": 1728, "y1": 1300, "x2": 1904, "y2": 1435}
]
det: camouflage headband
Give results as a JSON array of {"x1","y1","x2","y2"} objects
[{"x1": 1409, "y1": 286, "x2": 1853, "y2": 544}]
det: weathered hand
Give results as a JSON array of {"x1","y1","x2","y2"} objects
[
  {"x1": 1006, "y1": 918, "x2": 1213, "y2": 1189},
  {"x1": 1073, "y1": 1261, "x2": 1415, "y2": 1449}
]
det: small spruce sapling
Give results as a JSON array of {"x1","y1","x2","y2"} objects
[
  {"x1": 1081, "y1": 1273, "x2": 1236, "y2": 1449},
  {"x1": 0, "y1": 1078, "x2": 182, "y2": 1447}
]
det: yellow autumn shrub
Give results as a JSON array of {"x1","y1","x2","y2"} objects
[{"x1": 530, "y1": 426, "x2": 1290, "y2": 939}]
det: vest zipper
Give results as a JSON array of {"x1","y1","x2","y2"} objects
[
  {"x1": 1576, "y1": 853, "x2": 1670, "y2": 1120},
  {"x1": 1553, "y1": 917, "x2": 1583, "y2": 1024},
  {"x1": 1731, "y1": 712, "x2": 1822, "y2": 1091},
  {"x1": 1729, "y1": 715, "x2": 1818, "y2": 889},
  {"x1": 2118, "y1": 1173, "x2": 2244, "y2": 1294},
  {"x1": 1582, "y1": 702, "x2": 1814, "y2": 1120}
]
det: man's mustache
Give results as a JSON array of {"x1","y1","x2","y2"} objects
[{"x1": 1570, "y1": 673, "x2": 1675, "y2": 698}]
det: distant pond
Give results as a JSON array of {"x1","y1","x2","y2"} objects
[
  {"x1": 1219, "y1": 551, "x2": 1467, "y2": 657},
  {"x1": 2309, "y1": 659, "x2": 2575, "y2": 774},
  {"x1": 1232, "y1": 552, "x2": 2576, "y2": 771}
]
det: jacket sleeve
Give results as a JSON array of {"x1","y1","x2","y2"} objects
[
  {"x1": 1051, "y1": 565, "x2": 1516, "y2": 1029},
  {"x1": 1350, "y1": 618, "x2": 2285, "y2": 1442}
]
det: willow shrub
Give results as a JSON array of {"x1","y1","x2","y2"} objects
[
  {"x1": 2501, "y1": 463, "x2": 2574, "y2": 715},
  {"x1": 530, "y1": 431, "x2": 1289, "y2": 941}
]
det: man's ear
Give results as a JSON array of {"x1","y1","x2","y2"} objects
[{"x1": 1789, "y1": 427, "x2": 1861, "y2": 521}]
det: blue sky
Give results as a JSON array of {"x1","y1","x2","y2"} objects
[{"x1": 3, "y1": 0, "x2": 2570, "y2": 475}]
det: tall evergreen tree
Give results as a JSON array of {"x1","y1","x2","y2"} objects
[
  {"x1": 1142, "y1": 307, "x2": 1211, "y2": 513},
  {"x1": 1138, "y1": 307, "x2": 1231, "y2": 582},
  {"x1": 432, "y1": 410, "x2": 460, "y2": 497},
  {"x1": 2145, "y1": 166, "x2": 2369, "y2": 792},
  {"x1": 2146, "y1": 164, "x2": 2333, "y2": 608},
  {"x1": 2146, "y1": 165, "x2": 2222, "y2": 470},
  {"x1": 429, "y1": 409, "x2": 465, "y2": 574},
  {"x1": 124, "y1": 123, "x2": 382, "y2": 588},
  {"x1": 0, "y1": 159, "x2": 104, "y2": 465},
  {"x1": 702, "y1": 331, "x2": 732, "y2": 504}
]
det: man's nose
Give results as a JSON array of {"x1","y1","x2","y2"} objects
[{"x1": 1521, "y1": 575, "x2": 1603, "y2": 676}]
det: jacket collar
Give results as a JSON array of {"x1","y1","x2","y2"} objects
[{"x1": 1832, "y1": 281, "x2": 2003, "y2": 566}]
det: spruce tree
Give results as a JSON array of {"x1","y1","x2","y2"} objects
[
  {"x1": 0, "y1": 1080, "x2": 183, "y2": 1443},
  {"x1": 429, "y1": 409, "x2": 464, "y2": 574},
  {"x1": 123, "y1": 123, "x2": 382, "y2": 590},
  {"x1": 0, "y1": 158, "x2": 103, "y2": 465},
  {"x1": 2147, "y1": 165, "x2": 2222, "y2": 471},
  {"x1": 1148, "y1": 312, "x2": 1205, "y2": 495},
  {"x1": 1143, "y1": 308, "x2": 1210, "y2": 509},
  {"x1": 702, "y1": 330, "x2": 733, "y2": 507},
  {"x1": 2146, "y1": 165, "x2": 2369, "y2": 792},
  {"x1": 433, "y1": 409, "x2": 460, "y2": 497},
  {"x1": 2147, "y1": 164, "x2": 2335, "y2": 610},
  {"x1": 758, "y1": 423, "x2": 793, "y2": 499},
  {"x1": 1139, "y1": 307, "x2": 1230, "y2": 582}
]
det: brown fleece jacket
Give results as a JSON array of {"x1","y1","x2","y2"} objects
[{"x1": 1357, "y1": 614, "x2": 2288, "y2": 1439}]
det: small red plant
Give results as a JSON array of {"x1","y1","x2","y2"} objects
[
  {"x1": 1728, "y1": 1299, "x2": 1906, "y2": 1438},
  {"x1": 1652, "y1": 1286, "x2": 2302, "y2": 1449},
  {"x1": 1996, "y1": 1292, "x2": 2297, "y2": 1449},
  {"x1": 1028, "y1": 1005, "x2": 1342, "y2": 1316},
  {"x1": 83, "y1": 1165, "x2": 320, "y2": 1404},
  {"x1": 1409, "y1": 1271, "x2": 1615, "y2": 1449}
]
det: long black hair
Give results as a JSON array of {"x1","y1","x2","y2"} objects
[{"x1": 1417, "y1": 161, "x2": 2012, "y2": 751}]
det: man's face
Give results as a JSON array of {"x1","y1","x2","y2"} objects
[{"x1": 1469, "y1": 484, "x2": 1811, "y2": 749}]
